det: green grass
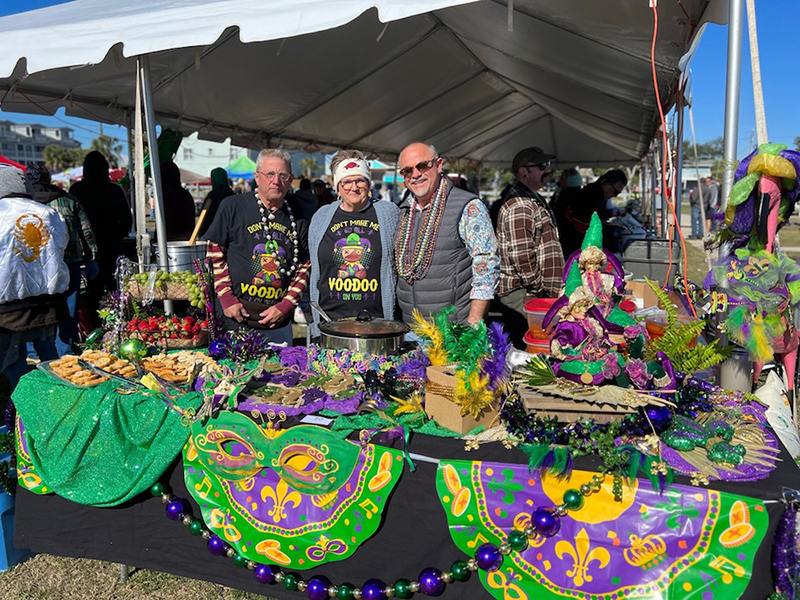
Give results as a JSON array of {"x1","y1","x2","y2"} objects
[{"x1": 0, "y1": 554, "x2": 277, "y2": 600}]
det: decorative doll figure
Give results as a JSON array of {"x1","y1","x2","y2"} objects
[
  {"x1": 549, "y1": 287, "x2": 624, "y2": 385},
  {"x1": 578, "y1": 246, "x2": 617, "y2": 317}
]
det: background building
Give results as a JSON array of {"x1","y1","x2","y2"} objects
[
  {"x1": 0, "y1": 120, "x2": 81, "y2": 167},
  {"x1": 174, "y1": 132, "x2": 256, "y2": 179}
]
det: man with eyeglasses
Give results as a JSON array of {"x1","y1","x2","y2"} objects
[
  {"x1": 496, "y1": 146, "x2": 564, "y2": 349},
  {"x1": 394, "y1": 142, "x2": 498, "y2": 325},
  {"x1": 205, "y1": 149, "x2": 310, "y2": 345},
  {"x1": 554, "y1": 169, "x2": 628, "y2": 258}
]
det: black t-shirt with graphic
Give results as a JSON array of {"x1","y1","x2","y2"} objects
[
  {"x1": 317, "y1": 203, "x2": 382, "y2": 320},
  {"x1": 205, "y1": 192, "x2": 309, "y2": 311}
]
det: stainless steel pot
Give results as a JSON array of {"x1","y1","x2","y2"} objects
[{"x1": 318, "y1": 311, "x2": 410, "y2": 354}]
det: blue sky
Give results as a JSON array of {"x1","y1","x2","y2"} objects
[
  {"x1": 1, "y1": 0, "x2": 797, "y2": 156},
  {"x1": 688, "y1": 0, "x2": 799, "y2": 149}
]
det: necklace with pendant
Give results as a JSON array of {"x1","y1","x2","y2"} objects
[{"x1": 255, "y1": 191, "x2": 299, "y2": 278}]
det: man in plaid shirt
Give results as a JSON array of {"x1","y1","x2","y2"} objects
[{"x1": 496, "y1": 147, "x2": 564, "y2": 348}]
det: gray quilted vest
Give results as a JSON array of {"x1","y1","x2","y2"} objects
[{"x1": 396, "y1": 182, "x2": 474, "y2": 323}]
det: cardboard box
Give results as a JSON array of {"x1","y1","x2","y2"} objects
[
  {"x1": 624, "y1": 280, "x2": 660, "y2": 309},
  {"x1": 424, "y1": 365, "x2": 499, "y2": 434}
]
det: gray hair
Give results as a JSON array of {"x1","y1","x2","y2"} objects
[
  {"x1": 330, "y1": 149, "x2": 367, "y2": 175},
  {"x1": 400, "y1": 142, "x2": 438, "y2": 160},
  {"x1": 256, "y1": 149, "x2": 292, "y2": 172}
]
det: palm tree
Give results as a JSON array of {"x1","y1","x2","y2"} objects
[
  {"x1": 89, "y1": 134, "x2": 123, "y2": 168},
  {"x1": 43, "y1": 144, "x2": 68, "y2": 172},
  {"x1": 299, "y1": 156, "x2": 319, "y2": 179}
]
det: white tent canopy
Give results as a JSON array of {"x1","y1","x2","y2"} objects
[{"x1": 0, "y1": 0, "x2": 726, "y2": 167}]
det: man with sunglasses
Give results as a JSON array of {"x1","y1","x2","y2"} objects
[
  {"x1": 554, "y1": 169, "x2": 627, "y2": 258},
  {"x1": 394, "y1": 142, "x2": 498, "y2": 325},
  {"x1": 205, "y1": 149, "x2": 310, "y2": 345},
  {"x1": 496, "y1": 146, "x2": 564, "y2": 348}
]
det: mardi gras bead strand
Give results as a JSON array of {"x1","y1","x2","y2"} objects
[
  {"x1": 255, "y1": 191, "x2": 300, "y2": 278},
  {"x1": 395, "y1": 178, "x2": 448, "y2": 282},
  {"x1": 152, "y1": 473, "x2": 605, "y2": 598}
]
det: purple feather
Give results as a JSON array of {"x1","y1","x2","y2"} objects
[
  {"x1": 484, "y1": 321, "x2": 511, "y2": 390},
  {"x1": 396, "y1": 355, "x2": 430, "y2": 380}
]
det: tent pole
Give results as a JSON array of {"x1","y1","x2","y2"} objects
[
  {"x1": 674, "y1": 92, "x2": 684, "y2": 232},
  {"x1": 138, "y1": 55, "x2": 173, "y2": 314},
  {"x1": 126, "y1": 112, "x2": 135, "y2": 237},
  {"x1": 720, "y1": 0, "x2": 744, "y2": 212},
  {"x1": 134, "y1": 69, "x2": 148, "y2": 269},
  {"x1": 689, "y1": 103, "x2": 712, "y2": 270}
]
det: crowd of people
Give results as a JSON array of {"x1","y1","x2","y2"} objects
[
  {"x1": 0, "y1": 138, "x2": 642, "y2": 392},
  {"x1": 203, "y1": 142, "x2": 637, "y2": 351}
]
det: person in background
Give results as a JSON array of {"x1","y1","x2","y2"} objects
[
  {"x1": 160, "y1": 160, "x2": 196, "y2": 241},
  {"x1": 688, "y1": 182, "x2": 702, "y2": 239},
  {"x1": 0, "y1": 166, "x2": 69, "y2": 389},
  {"x1": 69, "y1": 151, "x2": 132, "y2": 321},
  {"x1": 27, "y1": 165, "x2": 98, "y2": 356},
  {"x1": 556, "y1": 169, "x2": 627, "y2": 256},
  {"x1": 295, "y1": 178, "x2": 319, "y2": 222},
  {"x1": 394, "y1": 142, "x2": 498, "y2": 325},
  {"x1": 496, "y1": 146, "x2": 563, "y2": 348},
  {"x1": 313, "y1": 179, "x2": 336, "y2": 208},
  {"x1": 199, "y1": 167, "x2": 235, "y2": 237},
  {"x1": 205, "y1": 149, "x2": 310, "y2": 346},
  {"x1": 308, "y1": 150, "x2": 400, "y2": 337},
  {"x1": 703, "y1": 177, "x2": 720, "y2": 233}
]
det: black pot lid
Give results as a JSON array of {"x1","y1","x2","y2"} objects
[{"x1": 319, "y1": 311, "x2": 410, "y2": 339}]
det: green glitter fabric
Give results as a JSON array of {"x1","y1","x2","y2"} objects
[
  {"x1": 330, "y1": 413, "x2": 467, "y2": 438},
  {"x1": 13, "y1": 370, "x2": 199, "y2": 507}
]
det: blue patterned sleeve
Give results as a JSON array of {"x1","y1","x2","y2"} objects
[{"x1": 458, "y1": 199, "x2": 499, "y2": 300}]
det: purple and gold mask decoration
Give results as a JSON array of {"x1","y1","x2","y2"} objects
[
  {"x1": 184, "y1": 412, "x2": 403, "y2": 569},
  {"x1": 436, "y1": 460, "x2": 767, "y2": 600}
]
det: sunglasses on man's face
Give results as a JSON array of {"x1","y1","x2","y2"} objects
[
  {"x1": 399, "y1": 158, "x2": 437, "y2": 178},
  {"x1": 522, "y1": 160, "x2": 551, "y2": 171}
]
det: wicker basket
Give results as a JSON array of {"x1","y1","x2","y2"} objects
[
  {"x1": 164, "y1": 282, "x2": 191, "y2": 301},
  {"x1": 127, "y1": 281, "x2": 166, "y2": 300}
]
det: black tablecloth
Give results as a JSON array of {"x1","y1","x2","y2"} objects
[{"x1": 15, "y1": 433, "x2": 798, "y2": 599}]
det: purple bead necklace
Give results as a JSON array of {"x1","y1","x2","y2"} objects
[{"x1": 153, "y1": 471, "x2": 605, "y2": 598}]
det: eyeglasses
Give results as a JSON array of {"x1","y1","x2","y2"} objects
[
  {"x1": 604, "y1": 181, "x2": 625, "y2": 197},
  {"x1": 522, "y1": 161, "x2": 551, "y2": 171},
  {"x1": 399, "y1": 158, "x2": 437, "y2": 178},
  {"x1": 340, "y1": 178, "x2": 370, "y2": 190},
  {"x1": 257, "y1": 170, "x2": 292, "y2": 182}
]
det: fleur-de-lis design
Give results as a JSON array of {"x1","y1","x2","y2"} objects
[
  {"x1": 486, "y1": 468, "x2": 524, "y2": 504},
  {"x1": 555, "y1": 528, "x2": 610, "y2": 587},
  {"x1": 261, "y1": 478, "x2": 302, "y2": 523}
]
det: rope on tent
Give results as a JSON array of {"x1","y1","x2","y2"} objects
[{"x1": 649, "y1": 0, "x2": 697, "y2": 318}]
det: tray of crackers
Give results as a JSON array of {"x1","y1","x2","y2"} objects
[
  {"x1": 142, "y1": 351, "x2": 219, "y2": 384},
  {"x1": 39, "y1": 350, "x2": 137, "y2": 387}
]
